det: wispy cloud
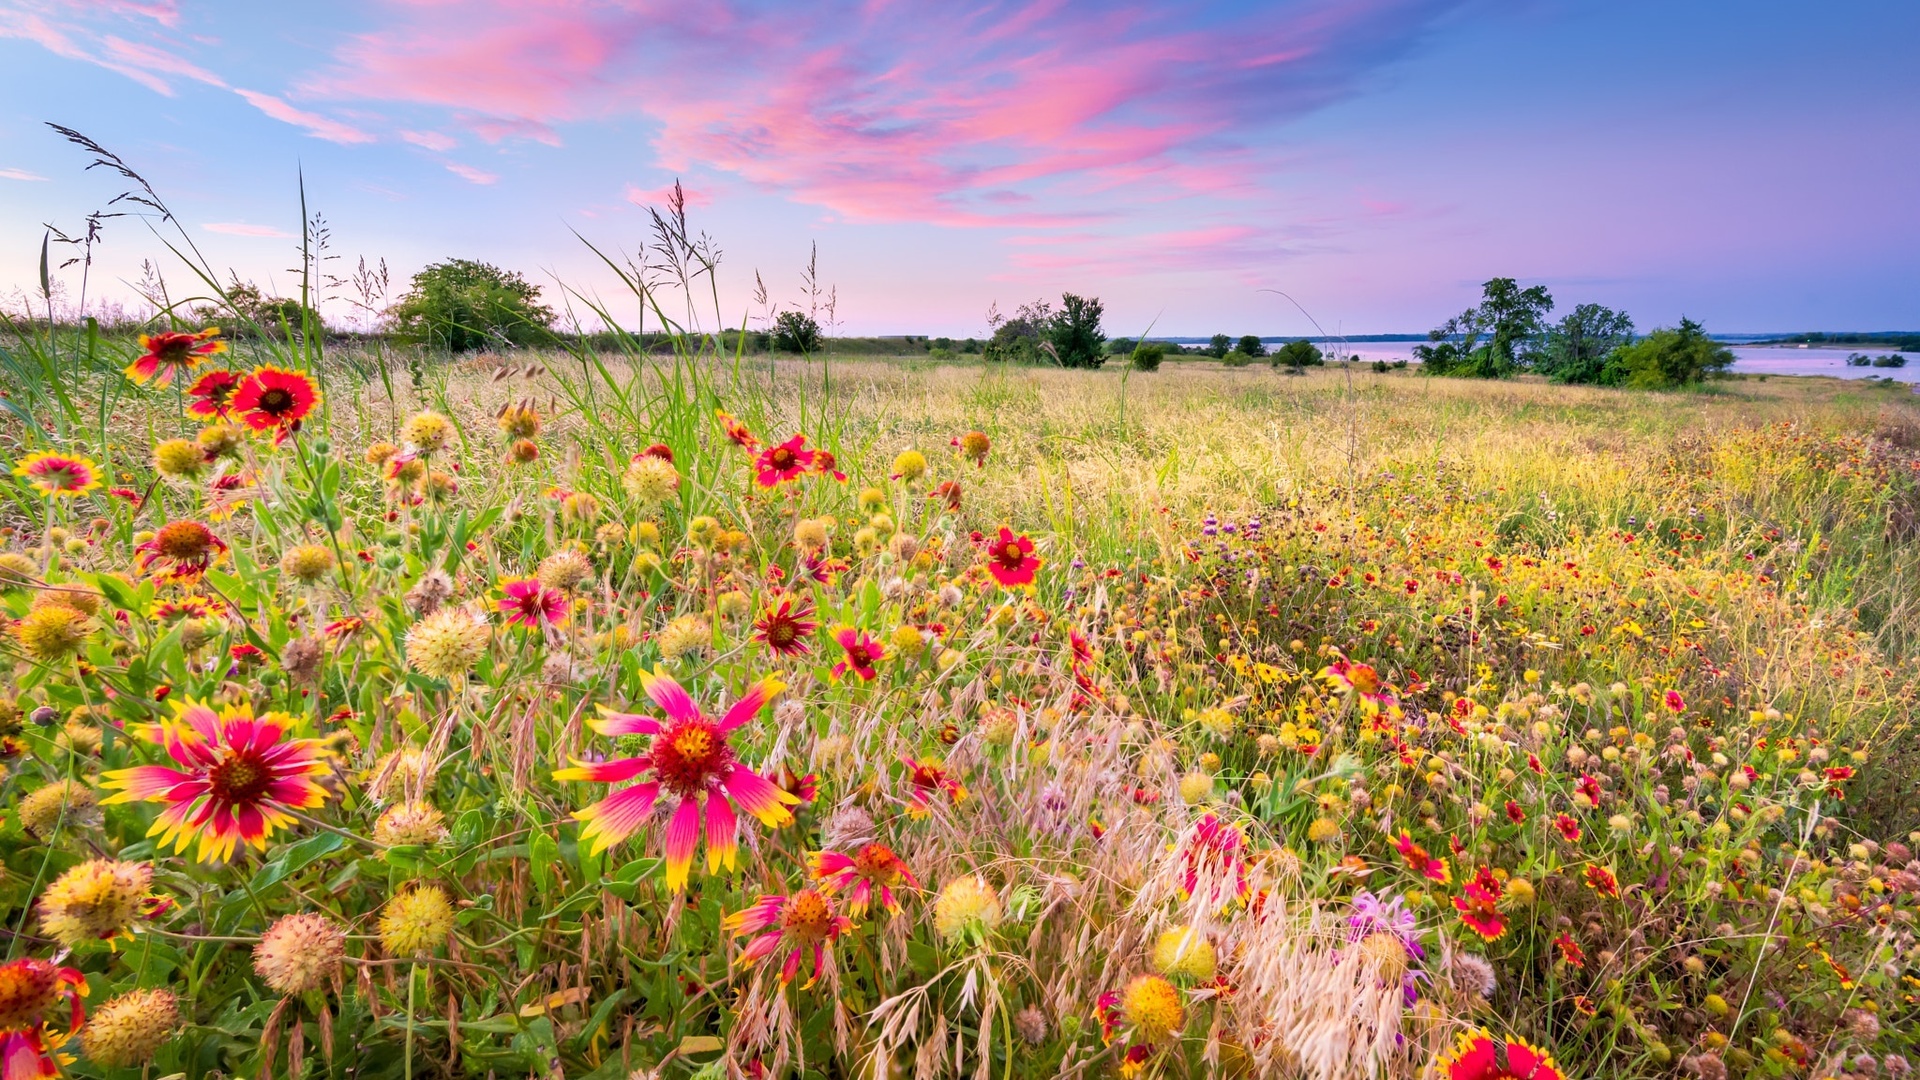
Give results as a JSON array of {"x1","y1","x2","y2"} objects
[
  {"x1": 233, "y1": 89, "x2": 376, "y2": 145},
  {"x1": 445, "y1": 162, "x2": 498, "y2": 185},
  {"x1": 0, "y1": 168, "x2": 51, "y2": 182},
  {"x1": 624, "y1": 182, "x2": 710, "y2": 209},
  {"x1": 203, "y1": 221, "x2": 294, "y2": 238}
]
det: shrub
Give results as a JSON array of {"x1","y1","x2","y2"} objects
[
  {"x1": 1130, "y1": 343, "x2": 1164, "y2": 371},
  {"x1": 1108, "y1": 338, "x2": 1136, "y2": 356},
  {"x1": 1272, "y1": 339, "x2": 1323, "y2": 369},
  {"x1": 1234, "y1": 334, "x2": 1268, "y2": 358},
  {"x1": 928, "y1": 347, "x2": 955, "y2": 362},
  {"x1": 772, "y1": 311, "x2": 822, "y2": 353},
  {"x1": 386, "y1": 259, "x2": 554, "y2": 352},
  {"x1": 1221, "y1": 352, "x2": 1252, "y2": 368},
  {"x1": 1601, "y1": 318, "x2": 1735, "y2": 388},
  {"x1": 1046, "y1": 293, "x2": 1107, "y2": 369},
  {"x1": 1872, "y1": 354, "x2": 1909, "y2": 368}
]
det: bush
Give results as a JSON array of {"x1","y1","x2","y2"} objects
[
  {"x1": 1235, "y1": 334, "x2": 1268, "y2": 358},
  {"x1": 1272, "y1": 339, "x2": 1323, "y2": 369},
  {"x1": 1047, "y1": 293, "x2": 1107, "y2": 369},
  {"x1": 193, "y1": 281, "x2": 323, "y2": 339},
  {"x1": 1872, "y1": 354, "x2": 1909, "y2": 368},
  {"x1": 772, "y1": 311, "x2": 822, "y2": 353},
  {"x1": 386, "y1": 259, "x2": 554, "y2": 352},
  {"x1": 928, "y1": 347, "x2": 955, "y2": 362},
  {"x1": 1206, "y1": 333, "x2": 1232, "y2": 358},
  {"x1": 1129, "y1": 343, "x2": 1164, "y2": 371},
  {"x1": 1601, "y1": 318, "x2": 1734, "y2": 388},
  {"x1": 1108, "y1": 338, "x2": 1136, "y2": 356},
  {"x1": 1221, "y1": 351, "x2": 1252, "y2": 368},
  {"x1": 1372, "y1": 359, "x2": 1390, "y2": 373}
]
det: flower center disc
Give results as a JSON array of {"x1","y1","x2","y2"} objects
[
  {"x1": 652, "y1": 720, "x2": 728, "y2": 795},
  {"x1": 208, "y1": 751, "x2": 273, "y2": 804},
  {"x1": 781, "y1": 890, "x2": 832, "y2": 939},
  {"x1": 260, "y1": 389, "x2": 293, "y2": 414}
]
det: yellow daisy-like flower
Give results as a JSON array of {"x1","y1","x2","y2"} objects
[{"x1": 12, "y1": 451, "x2": 101, "y2": 498}]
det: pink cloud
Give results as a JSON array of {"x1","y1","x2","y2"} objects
[
  {"x1": 445, "y1": 162, "x2": 498, "y2": 185},
  {"x1": 625, "y1": 182, "x2": 711, "y2": 209},
  {"x1": 401, "y1": 130, "x2": 457, "y2": 152},
  {"x1": 203, "y1": 221, "x2": 294, "y2": 238},
  {"x1": 234, "y1": 89, "x2": 376, "y2": 144},
  {"x1": 0, "y1": 168, "x2": 51, "y2": 182}
]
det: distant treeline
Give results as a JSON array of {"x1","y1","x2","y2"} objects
[{"x1": 1759, "y1": 332, "x2": 1920, "y2": 352}]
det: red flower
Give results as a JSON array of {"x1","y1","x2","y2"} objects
[
  {"x1": 128, "y1": 328, "x2": 225, "y2": 386},
  {"x1": 1394, "y1": 831, "x2": 1451, "y2": 885},
  {"x1": 928, "y1": 480, "x2": 962, "y2": 511},
  {"x1": 1575, "y1": 774, "x2": 1603, "y2": 806},
  {"x1": 1553, "y1": 933, "x2": 1586, "y2": 969},
  {"x1": 498, "y1": 578, "x2": 568, "y2": 628},
  {"x1": 1434, "y1": 1029, "x2": 1565, "y2": 1080},
  {"x1": 901, "y1": 756, "x2": 967, "y2": 814},
  {"x1": 1178, "y1": 814, "x2": 1251, "y2": 910},
  {"x1": 754, "y1": 435, "x2": 817, "y2": 487},
  {"x1": 753, "y1": 595, "x2": 816, "y2": 657},
  {"x1": 186, "y1": 368, "x2": 243, "y2": 419},
  {"x1": 232, "y1": 366, "x2": 320, "y2": 438},
  {"x1": 985, "y1": 526, "x2": 1039, "y2": 587},
  {"x1": 0, "y1": 958, "x2": 87, "y2": 1079},
  {"x1": 831, "y1": 627, "x2": 884, "y2": 681},
  {"x1": 1663, "y1": 689, "x2": 1686, "y2": 714},
  {"x1": 724, "y1": 887, "x2": 853, "y2": 988},
  {"x1": 716, "y1": 410, "x2": 760, "y2": 452},
  {"x1": 1452, "y1": 883, "x2": 1507, "y2": 941},
  {"x1": 811, "y1": 843, "x2": 921, "y2": 915},
  {"x1": 1584, "y1": 864, "x2": 1619, "y2": 898},
  {"x1": 1504, "y1": 800, "x2": 1525, "y2": 824},
  {"x1": 1552, "y1": 813, "x2": 1582, "y2": 843}
]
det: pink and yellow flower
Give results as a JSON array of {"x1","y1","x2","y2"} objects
[
  {"x1": 101, "y1": 700, "x2": 333, "y2": 863},
  {"x1": 231, "y1": 366, "x2": 320, "y2": 440},
  {"x1": 831, "y1": 627, "x2": 884, "y2": 681},
  {"x1": 497, "y1": 578, "x2": 567, "y2": 629},
  {"x1": 901, "y1": 756, "x2": 967, "y2": 815},
  {"x1": 1394, "y1": 832, "x2": 1452, "y2": 885},
  {"x1": 810, "y1": 843, "x2": 921, "y2": 915},
  {"x1": 723, "y1": 887, "x2": 853, "y2": 988},
  {"x1": 754, "y1": 435, "x2": 817, "y2": 487},
  {"x1": 753, "y1": 595, "x2": 816, "y2": 657},
  {"x1": 554, "y1": 671, "x2": 799, "y2": 891},
  {"x1": 1177, "y1": 813, "x2": 1251, "y2": 910},
  {"x1": 127, "y1": 328, "x2": 224, "y2": 386},
  {"x1": 984, "y1": 527, "x2": 1039, "y2": 587},
  {"x1": 185, "y1": 369, "x2": 243, "y2": 420},
  {"x1": 11, "y1": 452, "x2": 100, "y2": 499},
  {"x1": 0, "y1": 958, "x2": 87, "y2": 1080},
  {"x1": 1432, "y1": 1028, "x2": 1564, "y2": 1080}
]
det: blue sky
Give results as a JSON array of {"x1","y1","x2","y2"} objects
[{"x1": 1, "y1": 0, "x2": 1915, "y2": 336}]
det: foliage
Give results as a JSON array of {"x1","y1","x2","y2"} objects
[
  {"x1": 1207, "y1": 333, "x2": 1233, "y2": 359},
  {"x1": 1046, "y1": 293, "x2": 1107, "y2": 369},
  {"x1": 1109, "y1": 338, "x2": 1137, "y2": 356},
  {"x1": 1130, "y1": 342, "x2": 1165, "y2": 371},
  {"x1": 1602, "y1": 317, "x2": 1736, "y2": 388},
  {"x1": 1538, "y1": 304, "x2": 1635, "y2": 385},
  {"x1": 1273, "y1": 338, "x2": 1325, "y2": 370},
  {"x1": 1235, "y1": 334, "x2": 1268, "y2": 358},
  {"x1": 191, "y1": 281, "x2": 322, "y2": 339},
  {"x1": 772, "y1": 310, "x2": 822, "y2": 353},
  {"x1": 385, "y1": 258, "x2": 554, "y2": 352},
  {"x1": 1416, "y1": 278, "x2": 1554, "y2": 379}
]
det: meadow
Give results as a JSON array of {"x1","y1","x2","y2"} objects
[{"x1": 3, "y1": 322, "x2": 1920, "y2": 1080}]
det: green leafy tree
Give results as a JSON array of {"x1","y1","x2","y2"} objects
[
  {"x1": 1047, "y1": 293, "x2": 1107, "y2": 369},
  {"x1": 387, "y1": 259, "x2": 554, "y2": 352},
  {"x1": 194, "y1": 281, "x2": 322, "y2": 339},
  {"x1": 772, "y1": 311, "x2": 822, "y2": 353},
  {"x1": 1235, "y1": 335, "x2": 1267, "y2": 358},
  {"x1": 1415, "y1": 277, "x2": 1553, "y2": 378},
  {"x1": 1272, "y1": 339, "x2": 1324, "y2": 370},
  {"x1": 1539, "y1": 304, "x2": 1635, "y2": 384},
  {"x1": 1108, "y1": 338, "x2": 1137, "y2": 356},
  {"x1": 1601, "y1": 317, "x2": 1734, "y2": 388},
  {"x1": 1207, "y1": 333, "x2": 1233, "y2": 358}
]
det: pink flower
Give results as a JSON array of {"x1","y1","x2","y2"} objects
[
  {"x1": 984, "y1": 527, "x2": 1039, "y2": 587},
  {"x1": 498, "y1": 578, "x2": 568, "y2": 628},
  {"x1": 831, "y1": 627, "x2": 884, "y2": 681},
  {"x1": 755, "y1": 435, "x2": 818, "y2": 487}
]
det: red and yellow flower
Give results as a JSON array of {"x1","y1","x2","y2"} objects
[
  {"x1": 754, "y1": 435, "x2": 817, "y2": 488},
  {"x1": 753, "y1": 594, "x2": 816, "y2": 657},
  {"x1": 231, "y1": 366, "x2": 320, "y2": 440},
  {"x1": 1452, "y1": 868, "x2": 1507, "y2": 941},
  {"x1": 0, "y1": 958, "x2": 87, "y2": 1080},
  {"x1": 831, "y1": 627, "x2": 884, "y2": 681},
  {"x1": 554, "y1": 671, "x2": 799, "y2": 891},
  {"x1": 101, "y1": 700, "x2": 333, "y2": 863},
  {"x1": 724, "y1": 887, "x2": 854, "y2": 988},
  {"x1": 11, "y1": 452, "x2": 100, "y2": 498},
  {"x1": 1432, "y1": 1028, "x2": 1564, "y2": 1080},
  {"x1": 185, "y1": 369, "x2": 243, "y2": 420},
  {"x1": 133, "y1": 520, "x2": 227, "y2": 582},
  {"x1": 984, "y1": 527, "x2": 1039, "y2": 587},
  {"x1": 810, "y1": 843, "x2": 921, "y2": 915},
  {"x1": 497, "y1": 578, "x2": 567, "y2": 629},
  {"x1": 1395, "y1": 832, "x2": 1452, "y2": 885},
  {"x1": 127, "y1": 328, "x2": 224, "y2": 386}
]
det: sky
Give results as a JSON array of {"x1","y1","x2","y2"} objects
[{"x1": 0, "y1": 0, "x2": 1916, "y2": 337}]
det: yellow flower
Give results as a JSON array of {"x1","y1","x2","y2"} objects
[
  {"x1": 933, "y1": 874, "x2": 1002, "y2": 943},
  {"x1": 379, "y1": 884, "x2": 455, "y2": 956},
  {"x1": 401, "y1": 411, "x2": 455, "y2": 453},
  {"x1": 1151, "y1": 927, "x2": 1216, "y2": 982},
  {"x1": 891, "y1": 449, "x2": 927, "y2": 482},
  {"x1": 12, "y1": 604, "x2": 93, "y2": 660},
  {"x1": 373, "y1": 802, "x2": 450, "y2": 846},
  {"x1": 537, "y1": 548, "x2": 594, "y2": 591},
  {"x1": 82, "y1": 988, "x2": 180, "y2": 1067},
  {"x1": 656, "y1": 615, "x2": 711, "y2": 662},
  {"x1": 280, "y1": 543, "x2": 336, "y2": 584},
  {"x1": 17, "y1": 780, "x2": 101, "y2": 837},
  {"x1": 622, "y1": 457, "x2": 680, "y2": 505},
  {"x1": 1120, "y1": 974, "x2": 1185, "y2": 1043},
  {"x1": 153, "y1": 438, "x2": 205, "y2": 479},
  {"x1": 404, "y1": 607, "x2": 491, "y2": 679},
  {"x1": 38, "y1": 859, "x2": 156, "y2": 946},
  {"x1": 254, "y1": 912, "x2": 346, "y2": 993}
]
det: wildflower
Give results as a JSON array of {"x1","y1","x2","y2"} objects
[
  {"x1": 134, "y1": 520, "x2": 226, "y2": 581},
  {"x1": 1014, "y1": 1005, "x2": 1048, "y2": 1046},
  {"x1": 196, "y1": 422, "x2": 245, "y2": 458},
  {"x1": 81, "y1": 988, "x2": 179, "y2": 1067},
  {"x1": 374, "y1": 801, "x2": 449, "y2": 846},
  {"x1": 537, "y1": 548, "x2": 594, "y2": 591},
  {"x1": 984, "y1": 527, "x2": 1040, "y2": 587},
  {"x1": 17, "y1": 780, "x2": 101, "y2": 837},
  {"x1": 497, "y1": 403, "x2": 539, "y2": 440},
  {"x1": 1178, "y1": 771, "x2": 1215, "y2": 804},
  {"x1": 127, "y1": 328, "x2": 224, "y2": 386},
  {"x1": 622, "y1": 455, "x2": 681, "y2": 505},
  {"x1": 1664, "y1": 689, "x2": 1686, "y2": 714},
  {"x1": 404, "y1": 606, "x2": 491, "y2": 679},
  {"x1": 253, "y1": 912, "x2": 346, "y2": 994},
  {"x1": 1119, "y1": 973, "x2": 1185, "y2": 1044},
  {"x1": 953, "y1": 430, "x2": 990, "y2": 467},
  {"x1": 716, "y1": 409, "x2": 760, "y2": 451},
  {"x1": 831, "y1": 627, "x2": 884, "y2": 681},
  {"x1": 1307, "y1": 816, "x2": 1343, "y2": 844},
  {"x1": 1504, "y1": 800, "x2": 1525, "y2": 824},
  {"x1": 11, "y1": 605, "x2": 93, "y2": 661},
  {"x1": 931, "y1": 874, "x2": 1001, "y2": 943},
  {"x1": 1178, "y1": 814, "x2": 1251, "y2": 910},
  {"x1": 280, "y1": 543, "x2": 336, "y2": 584},
  {"x1": 1395, "y1": 832, "x2": 1452, "y2": 884},
  {"x1": 554, "y1": 671, "x2": 799, "y2": 890},
  {"x1": 1453, "y1": 882, "x2": 1507, "y2": 941},
  {"x1": 1553, "y1": 933, "x2": 1586, "y2": 969},
  {"x1": 1151, "y1": 927, "x2": 1216, "y2": 982},
  {"x1": 1552, "y1": 814, "x2": 1582, "y2": 843},
  {"x1": 1322, "y1": 658, "x2": 1396, "y2": 710},
  {"x1": 656, "y1": 615, "x2": 711, "y2": 662},
  {"x1": 810, "y1": 843, "x2": 921, "y2": 915},
  {"x1": 902, "y1": 756, "x2": 967, "y2": 814},
  {"x1": 185, "y1": 368, "x2": 243, "y2": 419},
  {"x1": 0, "y1": 958, "x2": 87, "y2": 1078},
  {"x1": 754, "y1": 595, "x2": 817, "y2": 657},
  {"x1": 755, "y1": 435, "x2": 818, "y2": 487},
  {"x1": 792, "y1": 517, "x2": 829, "y2": 551},
  {"x1": 1433, "y1": 1028, "x2": 1565, "y2": 1080},
  {"x1": 101, "y1": 699, "x2": 332, "y2": 862},
  {"x1": 890, "y1": 449, "x2": 927, "y2": 481},
  {"x1": 401, "y1": 411, "x2": 455, "y2": 453},
  {"x1": 724, "y1": 887, "x2": 854, "y2": 988},
  {"x1": 1451, "y1": 953, "x2": 1497, "y2": 999},
  {"x1": 498, "y1": 578, "x2": 567, "y2": 629},
  {"x1": 1584, "y1": 864, "x2": 1620, "y2": 898},
  {"x1": 37, "y1": 859, "x2": 165, "y2": 947},
  {"x1": 12, "y1": 451, "x2": 101, "y2": 498},
  {"x1": 231, "y1": 366, "x2": 320, "y2": 437},
  {"x1": 379, "y1": 883, "x2": 455, "y2": 955},
  {"x1": 153, "y1": 438, "x2": 206, "y2": 479}
]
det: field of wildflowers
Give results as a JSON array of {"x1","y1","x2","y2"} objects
[{"x1": 3, "y1": 303, "x2": 1920, "y2": 1080}]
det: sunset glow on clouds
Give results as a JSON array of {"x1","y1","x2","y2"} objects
[{"x1": 0, "y1": 0, "x2": 1915, "y2": 334}]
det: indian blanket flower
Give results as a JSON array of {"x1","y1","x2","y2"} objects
[
  {"x1": 1552, "y1": 933, "x2": 1586, "y2": 969},
  {"x1": 0, "y1": 958, "x2": 87, "y2": 1080},
  {"x1": 127, "y1": 328, "x2": 224, "y2": 386},
  {"x1": 1394, "y1": 832, "x2": 1452, "y2": 884},
  {"x1": 724, "y1": 887, "x2": 854, "y2": 988},
  {"x1": 1433, "y1": 1028, "x2": 1565, "y2": 1080},
  {"x1": 753, "y1": 595, "x2": 817, "y2": 657},
  {"x1": 1453, "y1": 869, "x2": 1508, "y2": 942},
  {"x1": 497, "y1": 578, "x2": 567, "y2": 629},
  {"x1": 984, "y1": 526, "x2": 1039, "y2": 587},
  {"x1": 716, "y1": 409, "x2": 760, "y2": 452},
  {"x1": 133, "y1": 520, "x2": 227, "y2": 582},
  {"x1": 101, "y1": 700, "x2": 333, "y2": 863},
  {"x1": 953, "y1": 430, "x2": 990, "y2": 467},
  {"x1": 1552, "y1": 814, "x2": 1582, "y2": 843},
  {"x1": 810, "y1": 843, "x2": 921, "y2": 916},
  {"x1": 901, "y1": 756, "x2": 967, "y2": 815},
  {"x1": 185, "y1": 368, "x2": 242, "y2": 419},
  {"x1": 755, "y1": 435, "x2": 818, "y2": 487},
  {"x1": 11, "y1": 451, "x2": 101, "y2": 498},
  {"x1": 37, "y1": 860, "x2": 168, "y2": 948},
  {"x1": 554, "y1": 671, "x2": 799, "y2": 891},
  {"x1": 80, "y1": 988, "x2": 178, "y2": 1068},
  {"x1": 1584, "y1": 864, "x2": 1620, "y2": 898},
  {"x1": 1322, "y1": 658, "x2": 1395, "y2": 709},
  {"x1": 1177, "y1": 813, "x2": 1251, "y2": 911},
  {"x1": 231, "y1": 366, "x2": 320, "y2": 438},
  {"x1": 254, "y1": 912, "x2": 346, "y2": 994},
  {"x1": 1097, "y1": 975, "x2": 1185, "y2": 1077},
  {"x1": 831, "y1": 627, "x2": 884, "y2": 681}
]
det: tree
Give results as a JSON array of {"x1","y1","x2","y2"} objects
[
  {"x1": 194, "y1": 280, "x2": 322, "y2": 339},
  {"x1": 1235, "y1": 335, "x2": 1268, "y2": 358},
  {"x1": 1206, "y1": 333, "x2": 1232, "y2": 358},
  {"x1": 1538, "y1": 304, "x2": 1635, "y2": 384},
  {"x1": 1047, "y1": 293, "x2": 1106, "y2": 369},
  {"x1": 1272, "y1": 339, "x2": 1324, "y2": 370},
  {"x1": 772, "y1": 310, "x2": 822, "y2": 353},
  {"x1": 1601, "y1": 317, "x2": 1733, "y2": 388},
  {"x1": 983, "y1": 299, "x2": 1050, "y2": 363},
  {"x1": 1107, "y1": 338, "x2": 1137, "y2": 356},
  {"x1": 386, "y1": 259, "x2": 554, "y2": 352},
  {"x1": 1415, "y1": 277, "x2": 1553, "y2": 378},
  {"x1": 1130, "y1": 343, "x2": 1165, "y2": 371}
]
